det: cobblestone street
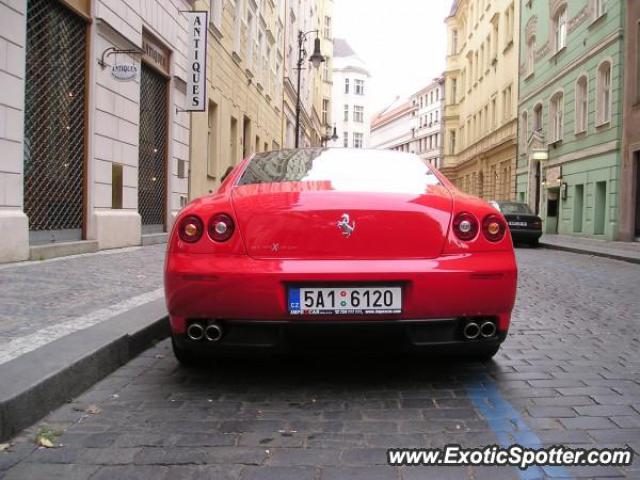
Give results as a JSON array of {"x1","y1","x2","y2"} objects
[{"x1": 1, "y1": 247, "x2": 639, "y2": 479}]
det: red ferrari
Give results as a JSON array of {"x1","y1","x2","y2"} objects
[{"x1": 164, "y1": 149, "x2": 517, "y2": 364}]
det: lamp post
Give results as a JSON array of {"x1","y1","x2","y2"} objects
[
  {"x1": 321, "y1": 123, "x2": 338, "y2": 147},
  {"x1": 295, "y1": 30, "x2": 325, "y2": 148}
]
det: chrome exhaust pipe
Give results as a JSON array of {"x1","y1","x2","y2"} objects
[
  {"x1": 204, "y1": 323, "x2": 223, "y2": 342},
  {"x1": 463, "y1": 322, "x2": 480, "y2": 340},
  {"x1": 480, "y1": 321, "x2": 497, "y2": 338},
  {"x1": 187, "y1": 322, "x2": 204, "y2": 341}
]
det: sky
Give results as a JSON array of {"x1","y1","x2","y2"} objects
[{"x1": 333, "y1": 0, "x2": 451, "y2": 113}]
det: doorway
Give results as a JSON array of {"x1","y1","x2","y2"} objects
[
  {"x1": 594, "y1": 181, "x2": 607, "y2": 235},
  {"x1": 138, "y1": 64, "x2": 168, "y2": 234},
  {"x1": 534, "y1": 161, "x2": 541, "y2": 214},
  {"x1": 24, "y1": 0, "x2": 87, "y2": 244},
  {"x1": 546, "y1": 188, "x2": 559, "y2": 234},
  {"x1": 573, "y1": 184, "x2": 584, "y2": 233}
]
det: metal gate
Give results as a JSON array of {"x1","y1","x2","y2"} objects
[
  {"x1": 24, "y1": 0, "x2": 87, "y2": 244},
  {"x1": 138, "y1": 64, "x2": 168, "y2": 233}
]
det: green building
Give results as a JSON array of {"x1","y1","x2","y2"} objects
[{"x1": 516, "y1": 0, "x2": 624, "y2": 239}]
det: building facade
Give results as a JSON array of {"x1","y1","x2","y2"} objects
[
  {"x1": 516, "y1": 0, "x2": 625, "y2": 240},
  {"x1": 190, "y1": 0, "x2": 333, "y2": 200},
  {"x1": 281, "y1": 0, "x2": 333, "y2": 149},
  {"x1": 329, "y1": 38, "x2": 371, "y2": 149},
  {"x1": 442, "y1": 0, "x2": 518, "y2": 201},
  {"x1": 410, "y1": 78, "x2": 445, "y2": 169},
  {"x1": 369, "y1": 98, "x2": 414, "y2": 152},
  {"x1": 190, "y1": 0, "x2": 286, "y2": 199},
  {"x1": 0, "y1": 0, "x2": 192, "y2": 263},
  {"x1": 620, "y1": 0, "x2": 640, "y2": 241}
]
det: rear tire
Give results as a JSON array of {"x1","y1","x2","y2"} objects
[
  {"x1": 529, "y1": 238, "x2": 540, "y2": 247},
  {"x1": 471, "y1": 345, "x2": 500, "y2": 362},
  {"x1": 171, "y1": 337, "x2": 200, "y2": 367}
]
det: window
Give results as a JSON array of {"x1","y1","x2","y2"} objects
[
  {"x1": 526, "y1": 35, "x2": 536, "y2": 76},
  {"x1": 554, "y1": 6, "x2": 567, "y2": 52},
  {"x1": 491, "y1": 97, "x2": 497, "y2": 128},
  {"x1": 343, "y1": 104, "x2": 349, "y2": 122},
  {"x1": 207, "y1": 101, "x2": 219, "y2": 177},
  {"x1": 502, "y1": 85, "x2": 512, "y2": 121},
  {"x1": 575, "y1": 75, "x2": 588, "y2": 133},
  {"x1": 324, "y1": 16, "x2": 332, "y2": 39},
  {"x1": 449, "y1": 129, "x2": 456, "y2": 154},
  {"x1": 505, "y1": 3, "x2": 514, "y2": 46},
  {"x1": 596, "y1": 61, "x2": 612, "y2": 125},
  {"x1": 549, "y1": 91, "x2": 564, "y2": 142},
  {"x1": 451, "y1": 29, "x2": 458, "y2": 54},
  {"x1": 491, "y1": 15, "x2": 499, "y2": 59},
  {"x1": 533, "y1": 103, "x2": 543, "y2": 132},
  {"x1": 322, "y1": 98, "x2": 329, "y2": 125},
  {"x1": 344, "y1": 78, "x2": 350, "y2": 94},
  {"x1": 353, "y1": 132, "x2": 363, "y2": 148},
  {"x1": 323, "y1": 57, "x2": 329, "y2": 80},
  {"x1": 594, "y1": 0, "x2": 607, "y2": 18},
  {"x1": 246, "y1": 9, "x2": 255, "y2": 67},
  {"x1": 355, "y1": 79, "x2": 365, "y2": 95},
  {"x1": 452, "y1": 78, "x2": 457, "y2": 102},
  {"x1": 233, "y1": 0, "x2": 243, "y2": 55},
  {"x1": 210, "y1": 0, "x2": 222, "y2": 31},
  {"x1": 343, "y1": 131, "x2": 349, "y2": 148},
  {"x1": 353, "y1": 105, "x2": 364, "y2": 123},
  {"x1": 520, "y1": 111, "x2": 528, "y2": 149}
]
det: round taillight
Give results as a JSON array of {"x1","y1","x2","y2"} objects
[
  {"x1": 208, "y1": 213, "x2": 235, "y2": 242},
  {"x1": 178, "y1": 215, "x2": 204, "y2": 243},
  {"x1": 452, "y1": 212, "x2": 479, "y2": 241},
  {"x1": 482, "y1": 214, "x2": 507, "y2": 242}
]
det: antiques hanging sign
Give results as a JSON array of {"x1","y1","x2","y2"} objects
[{"x1": 185, "y1": 11, "x2": 208, "y2": 111}]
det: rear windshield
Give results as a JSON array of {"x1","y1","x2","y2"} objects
[
  {"x1": 237, "y1": 148, "x2": 440, "y2": 194},
  {"x1": 499, "y1": 202, "x2": 533, "y2": 214}
]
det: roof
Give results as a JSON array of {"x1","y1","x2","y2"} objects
[
  {"x1": 333, "y1": 38, "x2": 356, "y2": 58},
  {"x1": 370, "y1": 97, "x2": 413, "y2": 129}
]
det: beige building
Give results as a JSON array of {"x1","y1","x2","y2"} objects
[
  {"x1": 190, "y1": 0, "x2": 332, "y2": 199},
  {"x1": 442, "y1": 0, "x2": 518, "y2": 201}
]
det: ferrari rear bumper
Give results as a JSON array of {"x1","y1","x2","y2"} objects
[
  {"x1": 173, "y1": 318, "x2": 507, "y2": 355},
  {"x1": 165, "y1": 251, "x2": 517, "y2": 341}
]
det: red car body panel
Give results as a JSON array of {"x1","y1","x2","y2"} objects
[{"x1": 164, "y1": 149, "x2": 518, "y2": 355}]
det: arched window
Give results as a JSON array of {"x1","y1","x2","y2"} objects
[
  {"x1": 596, "y1": 61, "x2": 612, "y2": 125},
  {"x1": 533, "y1": 103, "x2": 543, "y2": 133},
  {"x1": 549, "y1": 91, "x2": 564, "y2": 142},
  {"x1": 554, "y1": 5, "x2": 567, "y2": 52},
  {"x1": 526, "y1": 35, "x2": 536, "y2": 76},
  {"x1": 575, "y1": 75, "x2": 588, "y2": 133}
]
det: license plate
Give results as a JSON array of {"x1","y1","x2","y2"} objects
[
  {"x1": 288, "y1": 286, "x2": 402, "y2": 315},
  {"x1": 508, "y1": 221, "x2": 528, "y2": 227}
]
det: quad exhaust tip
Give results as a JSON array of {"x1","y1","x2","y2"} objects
[
  {"x1": 462, "y1": 322, "x2": 480, "y2": 340},
  {"x1": 480, "y1": 321, "x2": 497, "y2": 338},
  {"x1": 205, "y1": 323, "x2": 223, "y2": 342},
  {"x1": 186, "y1": 322, "x2": 204, "y2": 341}
]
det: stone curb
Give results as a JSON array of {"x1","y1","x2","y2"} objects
[
  {"x1": 540, "y1": 242, "x2": 640, "y2": 265},
  {"x1": 0, "y1": 298, "x2": 169, "y2": 441}
]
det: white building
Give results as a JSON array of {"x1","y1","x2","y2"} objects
[
  {"x1": 369, "y1": 97, "x2": 414, "y2": 152},
  {"x1": 329, "y1": 39, "x2": 371, "y2": 149},
  {"x1": 410, "y1": 77, "x2": 444, "y2": 169},
  {"x1": 369, "y1": 79, "x2": 445, "y2": 170},
  {"x1": 0, "y1": 0, "x2": 192, "y2": 263}
]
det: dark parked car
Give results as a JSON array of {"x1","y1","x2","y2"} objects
[{"x1": 490, "y1": 201, "x2": 542, "y2": 246}]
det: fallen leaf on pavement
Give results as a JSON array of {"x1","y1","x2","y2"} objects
[
  {"x1": 86, "y1": 405, "x2": 102, "y2": 415},
  {"x1": 0, "y1": 443, "x2": 10, "y2": 452},
  {"x1": 36, "y1": 436, "x2": 54, "y2": 448}
]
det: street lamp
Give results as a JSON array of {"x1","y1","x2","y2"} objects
[
  {"x1": 295, "y1": 30, "x2": 325, "y2": 148},
  {"x1": 321, "y1": 123, "x2": 338, "y2": 147}
]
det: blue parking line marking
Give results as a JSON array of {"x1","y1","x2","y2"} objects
[{"x1": 466, "y1": 381, "x2": 572, "y2": 480}]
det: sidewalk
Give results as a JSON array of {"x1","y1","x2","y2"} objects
[
  {"x1": 540, "y1": 234, "x2": 640, "y2": 264},
  {"x1": 0, "y1": 244, "x2": 169, "y2": 440}
]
